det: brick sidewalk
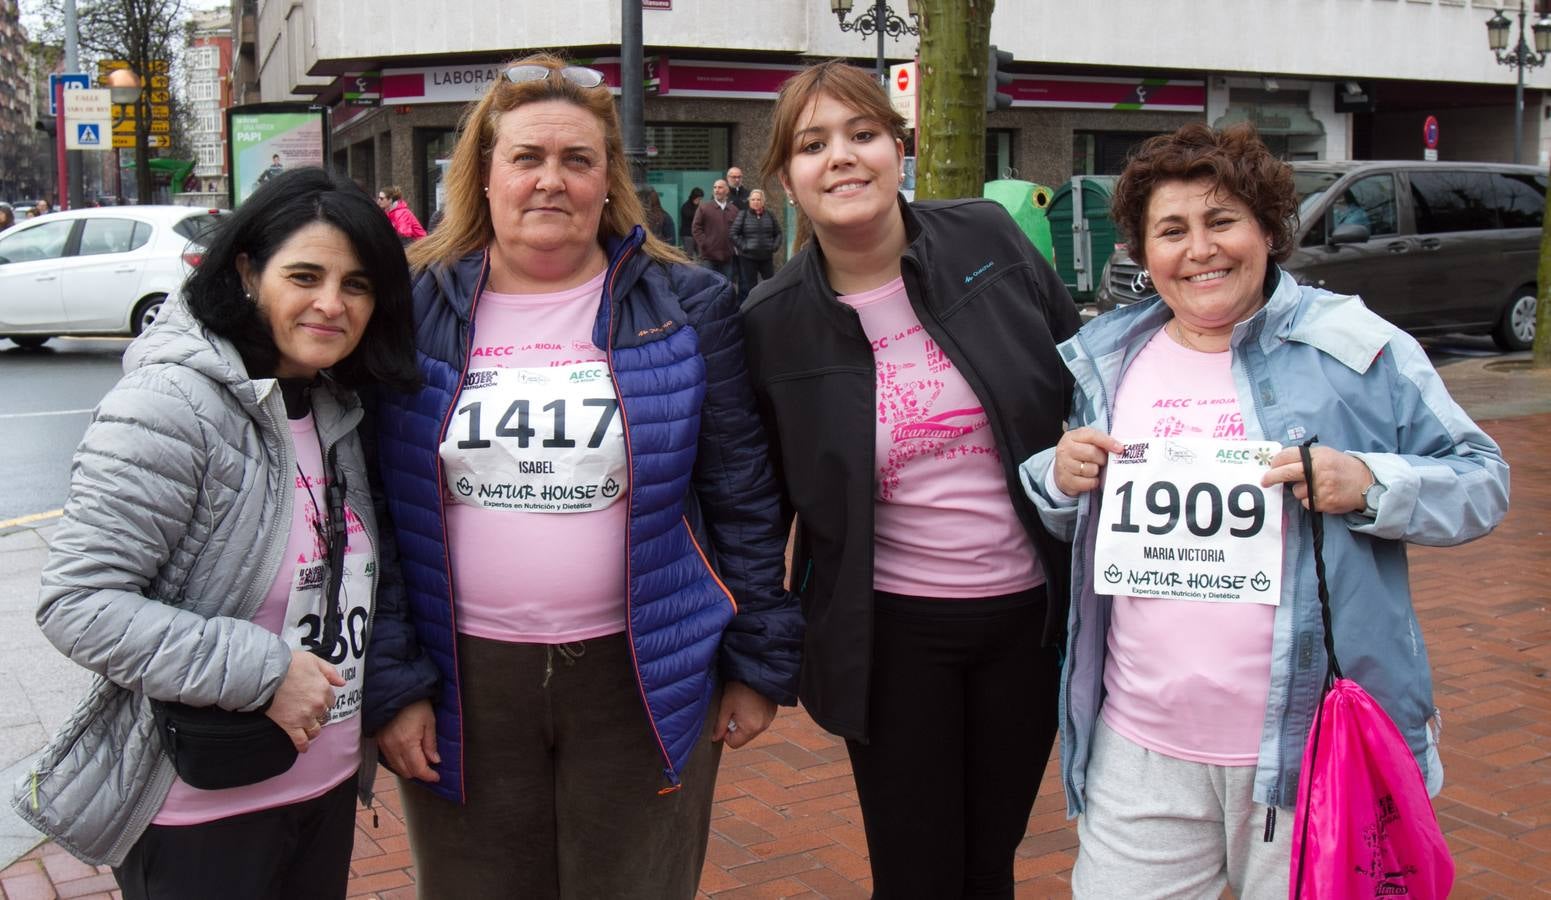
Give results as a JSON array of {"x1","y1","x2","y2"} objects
[{"x1": 3, "y1": 412, "x2": 1547, "y2": 900}]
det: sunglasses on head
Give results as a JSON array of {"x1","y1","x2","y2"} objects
[{"x1": 503, "y1": 64, "x2": 607, "y2": 89}]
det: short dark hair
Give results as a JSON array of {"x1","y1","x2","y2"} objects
[
  {"x1": 1111, "y1": 123, "x2": 1297, "y2": 270},
  {"x1": 183, "y1": 167, "x2": 420, "y2": 392}
]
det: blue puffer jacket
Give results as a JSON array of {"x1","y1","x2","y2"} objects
[{"x1": 364, "y1": 227, "x2": 801, "y2": 801}]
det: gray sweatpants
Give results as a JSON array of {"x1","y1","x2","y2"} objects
[
  {"x1": 399, "y1": 631, "x2": 722, "y2": 900},
  {"x1": 1073, "y1": 719, "x2": 1291, "y2": 900}
]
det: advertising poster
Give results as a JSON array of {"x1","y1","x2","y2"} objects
[{"x1": 227, "y1": 104, "x2": 329, "y2": 207}]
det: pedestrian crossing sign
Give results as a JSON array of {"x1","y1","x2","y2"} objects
[{"x1": 75, "y1": 123, "x2": 101, "y2": 146}]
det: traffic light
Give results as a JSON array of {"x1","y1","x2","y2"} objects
[
  {"x1": 985, "y1": 44, "x2": 1014, "y2": 113},
  {"x1": 34, "y1": 115, "x2": 56, "y2": 137}
]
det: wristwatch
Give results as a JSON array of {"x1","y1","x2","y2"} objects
[{"x1": 1359, "y1": 478, "x2": 1385, "y2": 518}]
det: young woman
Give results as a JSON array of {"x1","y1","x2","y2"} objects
[{"x1": 740, "y1": 61, "x2": 1081, "y2": 899}]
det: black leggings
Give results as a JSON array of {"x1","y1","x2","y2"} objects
[{"x1": 845, "y1": 589, "x2": 1061, "y2": 900}]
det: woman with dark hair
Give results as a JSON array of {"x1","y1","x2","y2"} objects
[
  {"x1": 1021, "y1": 123, "x2": 1507, "y2": 898},
  {"x1": 742, "y1": 60, "x2": 1080, "y2": 898},
  {"x1": 365, "y1": 53, "x2": 798, "y2": 897},
  {"x1": 0, "y1": 202, "x2": 14, "y2": 231},
  {"x1": 679, "y1": 185, "x2": 704, "y2": 257},
  {"x1": 640, "y1": 185, "x2": 677, "y2": 246},
  {"x1": 11, "y1": 166, "x2": 419, "y2": 899},
  {"x1": 729, "y1": 189, "x2": 782, "y2": 302}
]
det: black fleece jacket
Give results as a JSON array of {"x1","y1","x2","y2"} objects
[{"x1": 740, "y1": 196, "x2": 1081, "y2": 741}]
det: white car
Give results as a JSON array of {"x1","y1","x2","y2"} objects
[{"x1": 0, "y1": 206, "x2": 224, "y2": 349}]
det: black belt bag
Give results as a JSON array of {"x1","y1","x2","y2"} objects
[
  {"x1": 153, "y1": 441, "x2": 350, "y2": 791},
  {"x1": 151, "y1": 700, "x2": 298, "y2": 790}
]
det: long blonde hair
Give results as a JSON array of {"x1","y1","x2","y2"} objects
[{"x1": 408, "y1": 53, "x2": 686, "y2": 272}]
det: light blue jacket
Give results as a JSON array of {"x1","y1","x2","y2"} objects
[{"x1": 1020, "y1": 270, "x2": 1509, "y2": 818}]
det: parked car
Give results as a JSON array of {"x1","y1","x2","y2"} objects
[
  {"x1": 1095, "y1": 160, "x2": 1545, "y2": 350},
  {"x1": 0, "y1": 206, "x2": 223, "y2": 349}
]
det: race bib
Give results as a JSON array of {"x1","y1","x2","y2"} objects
[
  {"x1": 279, "y1": 554, "x2": 373, "y2": 723},
  {"x1": 1093, "y1": 437, "x2": 1284, "y2": 605},
  {"x1": 440, "y1": 363, "x2": 628, "y2": 514}
]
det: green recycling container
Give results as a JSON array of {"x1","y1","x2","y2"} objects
[
  {"x1": 1046, "y1": 175, "x2": 1119, "y2": 303},
  {"x1": 982, "y1": 179, "x2": 1055, "y2": 265}
]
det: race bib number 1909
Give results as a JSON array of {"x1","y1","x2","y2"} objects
[{"x1": 1092, "y1": 437, "x2": 1284, "y2": 605}]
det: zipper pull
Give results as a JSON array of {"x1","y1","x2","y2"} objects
[
  {"x1": 1263, "y1": 806, "x2": 1277, "y2": 842},
  {"x1": 30, "y1": 770, "x2": 39, "y2": 810}
]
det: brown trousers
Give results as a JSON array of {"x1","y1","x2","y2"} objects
[{"x1": 399, "y1": 632, "x2": 722, "y2": 899}]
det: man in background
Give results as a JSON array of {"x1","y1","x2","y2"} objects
[{"x1": 692, "y1": 178, "x2": 739, "y2": 289}]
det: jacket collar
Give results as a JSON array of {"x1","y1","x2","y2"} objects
[
  {"x1": 1061, "y1": 267, "x2": 1389, "y2": 405},
  {"x1": 124, "y1": 292, "x2": 361, "y2": 442},
  {"x1": 427, "y1": 226, "x2": 650, "y2": 325}
]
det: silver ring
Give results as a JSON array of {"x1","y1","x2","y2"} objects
[
  {"x1": 317, "y1": 713, "x2": 330, "y2": 726},
  {"x1": 726, "y1": 719, "x2": 738, "y2": 733}
]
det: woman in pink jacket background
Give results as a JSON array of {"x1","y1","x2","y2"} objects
[{"x1": 377, "y1": 185, "x2": 427, "y2": 245}]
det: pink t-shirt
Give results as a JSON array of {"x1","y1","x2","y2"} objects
[
  {"x1": 439, "y1": 269, "x2": 630, "y2": 643},
  {"x1": 836, "y1": 277, "x2": 1042, "y2": 598},
  {"x1": 1099, "y1": 328, "x2": 1274, "y2": 765},
  {"x1": 155, "y1": 413, "x2": 373, "y2": 825}
]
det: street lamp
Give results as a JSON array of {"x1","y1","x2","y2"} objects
[
  {"x1": 105, "y1": 68, "x2": 141, "y2": 202},
  {"x1": 831, "y1": 0, "x2": 920, "y2": 82},
  {"x1": 1487, "y1": 2, "x2": 1551, "y2": 164}
]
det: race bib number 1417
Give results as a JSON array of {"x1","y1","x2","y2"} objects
[{"x1": 1092, "y1": 437, "x2": 1284, "y2": 605}]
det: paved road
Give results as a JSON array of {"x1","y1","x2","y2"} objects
[
  {"x1": 0, "y1": 338, "x2": 129, "y2": 524},
  {"x1": 0, "y1": 330, "x2": 1525, "y2": 526}
]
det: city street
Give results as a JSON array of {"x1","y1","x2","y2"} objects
[
  {"x1": 0, "y1": 338, "x2": 128, "y2": 524},
  {"x1": 0, "y1": 329, "x2": 1524, "y2": 527}
]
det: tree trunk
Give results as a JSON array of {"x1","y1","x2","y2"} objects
[
  {"x1": 1537, "y1": 156, "x2": 1551, "y2": 367},
  {"x1": 915, "y1": 0, "x2": 994, "y2": 201}
]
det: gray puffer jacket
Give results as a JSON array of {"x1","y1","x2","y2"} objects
[{"x1": 7, "y1": 295, "x2": 380, "y2": 866}]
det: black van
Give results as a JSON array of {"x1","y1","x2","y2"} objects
[{"x1": 1095, "y1": 160, "x2": 1544, "y2": 350}]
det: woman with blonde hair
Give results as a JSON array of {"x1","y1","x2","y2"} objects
[{"x1": 365, "y1": 53, "x2": 800, "y2": 898}]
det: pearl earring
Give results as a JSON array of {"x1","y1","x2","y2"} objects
[{"x1": 604, "y1": 196, "x2": 610, "y2": 204}]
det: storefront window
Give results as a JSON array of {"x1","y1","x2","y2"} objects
[
  {"x1": 642, "y1": 124, "x2": 732, "y2": 239},
  {"x1": 986, "y1": 130, "x2": 1014, "y2": 182},
  {"x1": 1072, "y1": 131, "x2": 1161, "y2": 176},
  {"x1": 416, "y1": 128, "x2": 457, "y2": 227},
  {"x1": 643, "y1": 124, "x2": 730, "y2": 172}
]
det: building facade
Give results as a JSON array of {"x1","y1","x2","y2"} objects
[
  {"x1": 246, "y1": 0, "x2": 1549, "y2": 228},
  {"x1": 187, "y1": 8, "x2": 234, "y2": 197},
  {"x1": 0, "y1": 0, "x2": 50, "y2": 207}
]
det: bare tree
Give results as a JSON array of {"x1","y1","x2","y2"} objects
[
  {"x1": 30, "y1": 0, "x2": 186, "y2": 202},
  {"x1": 913, "y1": 0, "x2": 995, "y2": 200}
]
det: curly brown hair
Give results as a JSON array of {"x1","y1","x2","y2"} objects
[{"x1": 1110, "y1": 123, "x2": 1296, "y2": 270}]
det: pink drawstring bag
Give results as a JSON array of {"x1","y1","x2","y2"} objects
[{"x1": 1288, "y1": 440, "x2": 1454, "y2": 900}]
